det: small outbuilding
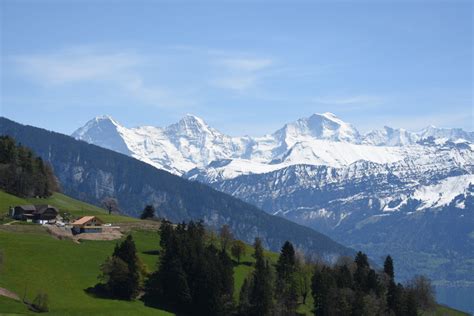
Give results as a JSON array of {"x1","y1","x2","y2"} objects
[
  {"x1": 71, "y1": 216, "x2": 104, "y2": 234},
  {"x1": 10, "y1": 205, "x2": 59, "y2": 224}
]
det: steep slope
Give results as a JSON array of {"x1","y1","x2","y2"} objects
[{"x1": 0, "y1": 117, "x2": 354, "y2": 259}]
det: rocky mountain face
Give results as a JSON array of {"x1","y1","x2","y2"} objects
[
  {"x1": 72, "y1": 113, "x2": 474, "y2": 284},
  {"x1": 0, "y1": 117, "x2": 355, "y2": 260}
]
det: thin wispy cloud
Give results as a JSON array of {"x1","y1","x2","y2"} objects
[
  {"x1": 12, "y1": 45, "x2": 279, "y2": 101},
  {"x1": 11, "y1": 47, "x2": 194, "y2": 108},
  {"x1": 211, "y1": 56, "x2": 275, "y2": 92},
  {"x1": 14, "y1": 49, "x2": 142, "y2": 85},
  {"x1": 217, "y1": 57, "x2": 273, "y2": 72}
]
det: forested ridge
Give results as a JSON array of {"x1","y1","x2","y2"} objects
[{"x1": 0, "y1": 135, "x2": 59, "y2": 198}]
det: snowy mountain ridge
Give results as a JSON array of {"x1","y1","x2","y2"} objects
[{"x1": 72, "y1": 113, "x2": 474, "y2": 176}]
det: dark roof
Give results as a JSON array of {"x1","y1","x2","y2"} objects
[
  {"x1": 14, "y1": 205, "x2": 58, "y2": 215},
  {"x1": 15, "y1": 205, "x2": 37, "y2": 211},
  {"x1": 34, "y1": 205, "x2": 59, "y2": 214}
]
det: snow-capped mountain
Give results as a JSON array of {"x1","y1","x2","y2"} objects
[
  {"x1": 73, "y1": 114, "x2": 253, "y2": 174},
  {"x1": 73, "y1": 112, "x2": 474, "y2": 284},
  {"x1": 73, "y1": 112, "x2": 473, "y2": 177}
]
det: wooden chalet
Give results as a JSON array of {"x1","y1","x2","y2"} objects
[
  {"x1": 71, "y1": 216, "x2": 104, "y2": 234},
  {"x1": 10, "y1": 205, "x2": 59, "y2": 224}
]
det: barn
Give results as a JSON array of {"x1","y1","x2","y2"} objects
[{"x1": 10, "y1": 205, "x2": 59, "y2": 224}]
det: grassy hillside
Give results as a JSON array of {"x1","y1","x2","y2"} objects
[
  {"x1": 0, "y1": 191, "x2": 466, "y2": 315},
  {"x1": 424, "y1": 305, "x2": 471, "y2": 316},
  {"x1": 0, "y1": 191, "x2": 138, "y2": 223},
  {"x1": 0, "y1": 228, "x2": 171, "y2": 315},
  {"x1": 0, "y1": 225, "x2": 312, "y2": 315},
  {"x1": 0, "y1": 191, "x2": 312, "y2": 315}
]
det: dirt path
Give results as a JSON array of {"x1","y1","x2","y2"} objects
[
  {"x1": 2, "y1": 220, "x2": 19, "y2": 226},
  {"x1": 0, "y1": 287, "x2": 20, "y2": 301}
]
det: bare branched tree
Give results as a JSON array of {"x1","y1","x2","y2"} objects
[
  {"x1": 219, "y1": 224, "x2": 234, "y2": 252},
  {"x1": 101, "y1": 197, "x2": 119, "y2": 215}
]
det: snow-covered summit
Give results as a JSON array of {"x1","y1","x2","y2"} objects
[
  {"x1": 274, "y1": 112, "x2": 361, "y2": 144},
  {"x1": 165, "y1": 114, "x2": 215, "y2": 138},
  {"x1": 72, "y1": 115, "x2": 131, "y2": 155},
  {"x1": 72, "y1": 113, "x2": 473, "y2": 176},
  {"x1": 362, "y1": 126, "x2": 418, "y2": 146}
]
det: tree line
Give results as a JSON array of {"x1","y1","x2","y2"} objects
[
  {"x1": 0, "y1": 136, "x2": 59, "y2": 197},
  {"x1": 94, "y1": 220, "x2": 436, "y2": 315}
]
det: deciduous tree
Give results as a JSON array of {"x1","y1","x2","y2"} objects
[{"x1": 231, "y1": 240, "x2": 246, "y2": 264}]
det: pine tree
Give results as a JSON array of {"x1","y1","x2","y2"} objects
[
  {"x1": 140, "y1": 204, "x2": 155, "y2": 219},
  {"x1": 311, "y1": 266, "x2": 336, "y2": 315},
  {"x1": 276, "y1": 241, "x2": 296, "y2": 282},
  {"x1": 99, "y1": 256, "x2": 131, "y2": 299},
  {"x1": 98, "y1": 235, "x2": 141, "y2": 300},
  {"x1": 275, "y1": 241, "x2": 298, "y2": 315},
  {"x1": 354, "y1": 251, "x2": 370, "y2": 292},
  {"x1": 249, "y1": 238, "x2": 274, "y2": 316},
  {"x1": 335, "y1": 264, "x2": 353, "y2": 289},
  {"x1": 239, "y1": 277, "x2": 252, "y2": 315},
  {"x1": 404, "y1": 290, "x2": 418, "y2": 316},
  {"x1": 384, "y1": 255, "x2": 394, "y2": 280}
]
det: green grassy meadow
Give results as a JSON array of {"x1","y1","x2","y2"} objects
[{"x1": 0, "y1": 190, "x2": 468, "y2": 315}]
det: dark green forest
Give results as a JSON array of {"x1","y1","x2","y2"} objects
[
  {"x1": 97, "y1": 221, "x2": 436, "y2": 316},
  {"x1": 0, "y1": 135, "x2": 59, "y2": 198}
]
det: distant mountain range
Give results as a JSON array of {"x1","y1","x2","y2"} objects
[
  {"x1": 0, "y1": 117, "x2": 354, "y2": 261},
  {"x1": 72, "y1": 113, "x2": 474, "y2": 285},
  {"x1": 72, "y1": 112, "x2": 474, "y2": 176}
]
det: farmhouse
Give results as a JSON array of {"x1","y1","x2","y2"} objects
[
  {"x1": 71, "y1": 216, "x2": 104, "y2": 234},
  {"x1": 10, "y1": 205, "x2": 59, "y2": 224}
]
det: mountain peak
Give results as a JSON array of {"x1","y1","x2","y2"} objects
[
  {"x1": 319, "y1": 112, "x2": 339, "y2": 120},
  {"x1": 165, "y1": 114, "x2": 217, "y2": 138},
  {"x1": 90, "y1": 115, "x2": 121, "y2": 127},
  {"x1": 182, "y1": 113, "x2": 207, "y2": 125},
  {"x1": 274, "y1": 112, "x2": 361, "y2": 143},
  {"x1": 71, "y1": 115, "x2": 130, "y2": 155}
]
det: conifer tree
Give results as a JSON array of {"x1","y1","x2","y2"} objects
[
  {"x1": 98, "y1": 235, "x2": 141, "y2": 300},
  {"x1": 140, "y1": 204, "x2": 155, "y2": 219},
  {"x1": 384, "y1": 255, "x2": 395, "y2": 280},
  {"x1": 238, "y1": 277, "x2": 252, "y2": 315},
  {"x1": 311, "y1": 266, "x2": 336, "y2": 315},
  {"x1": 354, "y1": 251, "x2": 370, "y2": 292},
  {"x1": 275, "y1": 241, "x2": 298, "y2": 314},
  {"x1": 249, "y1": 238, "x2": 274, "y2": 316}
]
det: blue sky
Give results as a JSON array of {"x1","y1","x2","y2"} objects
[{"x1": 1, "y1": 0, "x2": 472, "y2": 136}]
